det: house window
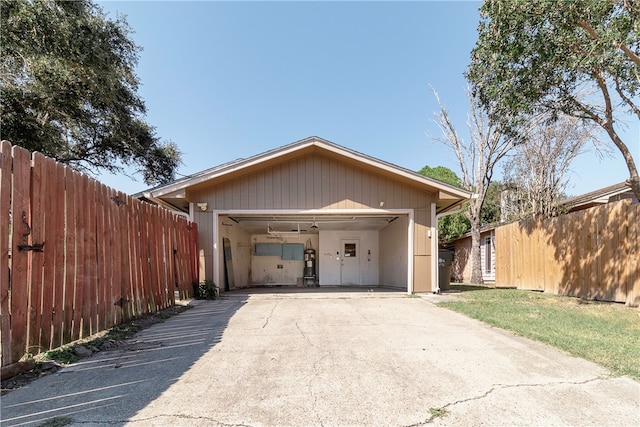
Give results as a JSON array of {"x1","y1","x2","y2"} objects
[
  {"x1": 344, "y1": 243, "x2": 356, "y2": 257},
  {"x1": 484, "y1": 236, "x2": 492, "y2": 274}
]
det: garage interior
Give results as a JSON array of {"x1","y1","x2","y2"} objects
[{"x1": 217, "y1": 212, "x2": 410, "y2": 292}]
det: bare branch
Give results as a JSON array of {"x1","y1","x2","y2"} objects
[
  {"x1": 502, "y1": 113, "x2": 596, "y2": 219},
  {"x1": 430, "y1": 85, "x2": 518, "y2": 283},
  {"x1": 613, "y1": 75, "x2": 640, "y2": 120}
]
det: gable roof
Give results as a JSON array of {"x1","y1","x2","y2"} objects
[
  {"x1": 558, "y1": 181, "x2": 637, "y2": 212},
  {"x1": 143, "y1": 136, "x2": 471, "y2": 213}
]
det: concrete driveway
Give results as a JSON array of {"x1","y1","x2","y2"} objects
[{"x1": 1, "y1": 288, "x2": 639, "y2": 426}]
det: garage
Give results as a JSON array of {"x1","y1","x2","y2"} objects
[
  {"x1": 142, "y1": 137, "x2": 469, "y2": 293},
  {"x1": 215, "y1": 211, "x2": 410, "y2": 291}
]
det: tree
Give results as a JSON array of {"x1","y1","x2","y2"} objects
[
  {"x1": 502, "y1": 114, "x2": 597, "y2": 220},
  {"x1": 418, "y1": 165, "x2": 471, "y2": 244},
  {"x1": 417, "y1": 165, "x2": 462, "y2": 188},
  {"x1": 481, "y1": 181, "x2": 502, "y2": 224},
  {"x1": 467, "y1": 0, "x2": 640, "y2": 201},
  {"x1": 0, "y1": 0, "x2": 181, "y2": 186},
  {"x1": 431, "y1": 87, "x2": 516, "y2": 284}
]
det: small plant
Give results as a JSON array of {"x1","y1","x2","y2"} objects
[
  {"x1": 43, "y1": 347, "x2": 79, "y2": 364},
  {"x1": 193, "y1": 279, "x2": 219, "y2": 300},
  {"x1": 38, "y1": 416, "x2": 74, "y2": 427},
  {"x1": 428, "y1": 406, "x2": 448, "y2": 420}
]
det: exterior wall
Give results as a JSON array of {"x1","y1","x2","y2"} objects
[
  {"x1": 318, "y1": 230, "x2": 379, "y2": 286},
  {"x1": 379, "y1": 215, "x2": 408, "y2": 289},
  {"x1": 451, "y1": 230, "x2": 495, "y2": 283},
  {"x1": 193, "y1": 210, "x2": 214, "y2": 281},
  {"x1": 250, "y1": 235, "x2": 319, "y2": 286},
  {"x1": 218, "y1": 217, "x2": 251, "y2": 288},
  {"x1": 188, "y1": 152, "x2": 436, "y2": 291},
  {"x1": 451, "y1": 236, "x2": 471, "y2": 282},
  {"x1": 413, "y1": 206, "x2": 433, "y2": 292}
]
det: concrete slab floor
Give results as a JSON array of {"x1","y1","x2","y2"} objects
[{"x1": 1, "y1": 290, "x2": 638, "y2": 426}]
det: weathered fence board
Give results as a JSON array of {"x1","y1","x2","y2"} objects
[
  {"x1": 42, "y1": 158, "x2": 55, "y2": 348},
  {"x1": 0, "y1": 141, "x2": 12, "y2": 361},
  {"x1": 10, "y1": 146, "x2": 31, "y2": 363},
  {"x1": 496, "y1": 200, "x2": 640, "y2": 306},
  {"x1": 629, "y1": 205, "x2": 640, "y2": 305},
  {"x1": 64, "y1": 168, "x2": 80, "y2": 345},
  {"x1": 28, "y1": 152, "x2": 45, "y2": 356},
  {"x1": 0, "y1": 143, "x2": 199, "y2": 367}
]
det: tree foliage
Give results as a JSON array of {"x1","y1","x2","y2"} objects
[
  {"x1": 0, "y1": 0, "x2": 181, "y2": 186},
  {"x1": 481, "y1": 181, "x2": 502, "y2": 225},
  {"x1": 467, "y1": 0, "x2": 640, "y2": 200},
  {"x1": 417, "y1": 165, "x2": 462, "y2": 187},
  {"x1": 418, "y1": 165, "x2": 471, "y2": 244}
]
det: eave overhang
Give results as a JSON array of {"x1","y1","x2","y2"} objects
[{"x1": 143, "y1": 136, "x2": 471, "y2": 213}]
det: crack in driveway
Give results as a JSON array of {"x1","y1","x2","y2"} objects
[
  {"x1": 125, "y1": 414, "x2": 255, "y2": 426},
  {"x1": 345, "y1": 300, "x2": 377, "y2": 325},
  {"x1": 404, "y1": 376, "x2": 606, "y2": 426},
  {"x1": 296, "y1": 321, "x2": 330, "y2": 427},
  {"x1": 262, "y1": 301, "x2": 278, "y2": 328}
]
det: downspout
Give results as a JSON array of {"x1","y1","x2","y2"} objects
[
  {"x1": 431, "y1": 203, "x2": 438, "y2": 293},
  {"x1": 407, "y1": 210, "x2": 415, "y2": 295},
  {"x1": 212, "y1": 211, "x2": 219, "y2": 288}
]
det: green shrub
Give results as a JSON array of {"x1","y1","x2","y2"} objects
[{"x1": 193, "y1": 280, "x2": 219, "y2": 300}]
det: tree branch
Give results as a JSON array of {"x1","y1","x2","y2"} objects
[
  {"x1": 578, "y1": 19, "x2": 640, "y2": 67},
  {"x1": 593, "y1": 69, "x2": 615, "y2": 128},
  {"x1": 613, "y1": 75, "x2": 640, "y2": 120}
]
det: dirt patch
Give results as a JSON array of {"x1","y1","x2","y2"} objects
[{"x1": 1, "y1": 303, "x2": 192, "y2": 395}]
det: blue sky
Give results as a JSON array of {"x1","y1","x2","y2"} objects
[{"x1": 97, "y1": 0, "x2": 638, "y2": 197}]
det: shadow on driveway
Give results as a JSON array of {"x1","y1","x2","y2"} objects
[{"x1": 0, "y1": 296, "x2": 247, "y2": 426}]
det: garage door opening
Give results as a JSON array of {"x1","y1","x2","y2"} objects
[{"x1": 213, "y1": 211, "x2": 412, "y2": 293}]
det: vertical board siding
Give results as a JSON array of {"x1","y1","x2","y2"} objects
[
  {"x1": 201, "y1": 153, "x2": 430, "y2": 212},
  {"x1": 0, "y1": 143, "x2": 199, "y2": 367},
  {"x1": 495, "y1": 200, "x2": 640, "y2": 306}
]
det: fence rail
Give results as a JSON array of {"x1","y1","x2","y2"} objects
[
  {"x1": 1, "y1": 142, "x2": 199, "y2": 367},
  {"x1": 495, "y1": 200, "x2": 639, "y2": 306}
]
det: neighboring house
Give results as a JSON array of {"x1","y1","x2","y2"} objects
[
  {"x1": 448, "y1": 226, "x2": 496, "y2": 283},
  {"x1": 449, "y1": 181, "x2": 637, "y2": 284},
  {"x1": 557, "y1": 181, "x2": 637, "y2": 213},
  {"x1": 141, "y1": 137, "x2": 470, "y2": 293}
]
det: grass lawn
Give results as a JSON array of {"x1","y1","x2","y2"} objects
[{"x1": 439, "y1": 285, "x2": 640, "y2": 380}]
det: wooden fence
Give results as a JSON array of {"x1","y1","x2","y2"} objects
[
  {"x1": 495, "y1": 200, "x2": 640, "y2": 306},
  {"x1": 1, "y1": 142, "x2": 199, "y2": 367}
]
